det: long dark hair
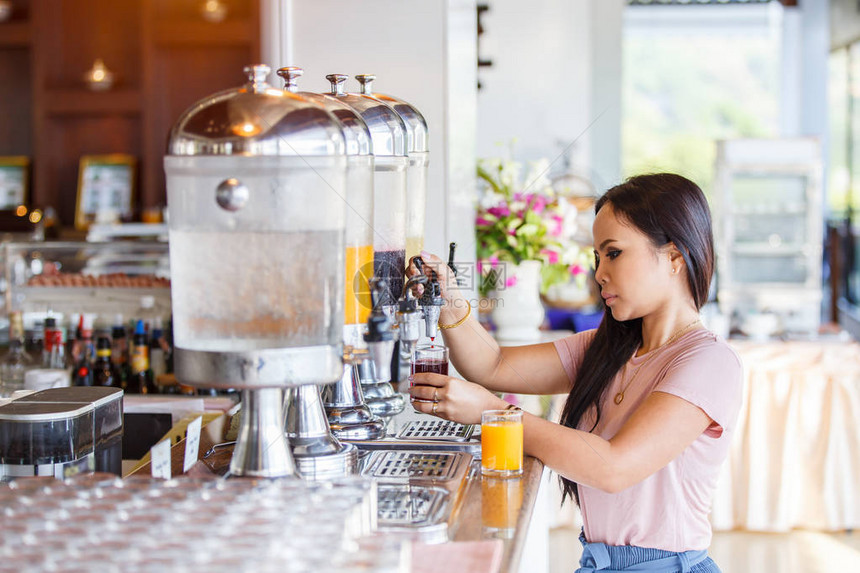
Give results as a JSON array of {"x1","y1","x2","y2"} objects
[{"x1": 559, "y1": 173, "x2": 714, "y2": 504}]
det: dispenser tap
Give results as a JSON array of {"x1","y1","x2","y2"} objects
[
  {"x1": 363, "y1": 279, "x2": 396, "y2": 383},
  {"x1": 397, "y1": 272, "x2": 428, "y2": 359},
  {"x1": 413, "y1": 257, "x2": 444, "y2": 340}
]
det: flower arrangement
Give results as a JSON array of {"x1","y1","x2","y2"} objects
[{"x1": 475, "y1": 158, "x2": 591, "y2": 298}]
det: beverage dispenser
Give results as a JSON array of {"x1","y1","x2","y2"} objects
[
  {"x1": 353, "y1": 74, "x2": 432, "y2": 386},
  {"x1": 165, "y1": 65, "x2": 348, "y2": 478},
  {"x1": 354, "y1": 74, "x2": 429, "y2": 261},
  {"x1": 322, "y1": 74, "x2": 408, "y2": 417},
  {"x1": 276, "y1": 66, "x2": 384, "y2": 456}
]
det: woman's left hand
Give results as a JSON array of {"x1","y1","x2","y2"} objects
[{"x1": 409, "y1": 373, "x2": 508, "y2": 425}]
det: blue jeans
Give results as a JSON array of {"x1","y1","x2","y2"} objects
[{"x1": 576, "y1": 531, "x2": 721, "y2": 572}]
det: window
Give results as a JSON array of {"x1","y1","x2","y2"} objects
[{"x1": 622, "y1": 3, "x2": 783, "y2": 195}]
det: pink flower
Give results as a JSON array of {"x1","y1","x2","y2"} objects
[
  {"x1": 541, "y1": 249, "x2": 559, "y2": 264},
  {"x1": 505, "y1": 275, "x2": 518, "y2": 288},
  {"x1": 513, "y1": 192, "x2": 526, "y2": 201},
  {"x1": 508, "y1": 229, "x2": 517, "y2": 236},
  {"x1": 476, "y1": 216, "x2": 493, "y2": 226},
  {"x1": 477, "y1": 260, "x2": 484, "y2": 274},
  {"x1": 488, "y1": 255, "x2": 499, "y2": 268},
  {"x1": 488, "y1": 205, "x2": 511, "y2": 217},
  {"x1": 550, "y1": 214, "x2": 564, "y2": 237},
  {"x1": 530, "y1": 196, "x2": 546, "y2": 214},
  {"x1": 570, "y1": 264, "x2": 585, "y2": 276}
]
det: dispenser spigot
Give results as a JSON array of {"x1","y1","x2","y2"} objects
[
  {"x1": 363, "y1": 279, "x2": 395, "y2": 383},
  {"x1": 397, "y1": 273, "x2": 427, "y2": 358},
  {"x1": 413, "y1": 257, "x2": 444, "y2": 339}
]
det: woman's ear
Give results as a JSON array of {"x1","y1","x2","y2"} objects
[{"x1": 666, "y1": 242, "x2": 685, "y2": 273}]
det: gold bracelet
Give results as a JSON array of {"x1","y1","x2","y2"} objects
[{"x1": 438, "y1": 303, "x2": 471, "y2": 329}]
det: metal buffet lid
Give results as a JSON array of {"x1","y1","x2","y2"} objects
[
  {"x1": 322, "y1": 73, "x2": 408, "y2": 157},
  {"x1": 276, "y1": 67, "x2": 372, "y2": 157},
  {"x1": 167, "y1": 64, "x2": 346, "y2": 157},
  {"x1": 355, "y1": 74, "x2": 428, "y2": 154}
]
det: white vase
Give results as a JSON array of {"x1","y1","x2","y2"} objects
[{"x1": 490, "y1": 260, "x2": 545, "y2": 342}]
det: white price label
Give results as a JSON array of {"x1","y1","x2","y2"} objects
[
  {"x1": 151, "y1": 439, "x2": 171, "y2": 479},
  {"x1": 183, "y1": 416, "x2": 203, "y2": 473}
]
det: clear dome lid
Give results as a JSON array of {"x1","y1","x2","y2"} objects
[
  {"x1": 355, "y1": 74, "x2": 428, "y2": 154},
  {"x1": 321, "y1": 74, "x2": 407, "y2": 157},
  {"x1": 167, "y1": 65, "x2": 346, "y2": 157},
  {"x1": 276, "y1": 67, "x2": 372, "y2": 156}
]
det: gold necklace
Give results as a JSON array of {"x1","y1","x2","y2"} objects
[{"x1": 613, "y1": 317, "x2": 701, "y2": 405}]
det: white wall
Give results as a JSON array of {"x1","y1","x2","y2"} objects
[
  {"x1": 261, "y1": 0, "x2": 478, "y2": 283},
  {"x1": 476, "y1": 0, "x2": 624, "y2": 191}
]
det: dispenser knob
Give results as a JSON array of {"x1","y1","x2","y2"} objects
[
  {"x1": 215, "y1": 178, "x2": 249, "y2": 211},
  {"x1": 276, "y1": 66, "x2": 303, "y2": 93},
  {"x1": 326, "y1": 74, "x2": 349, "y2": 96},
  {"x1": 243, "y1": 64, "x2": 271, "y2": 94},
  {"x1": 355, "y1": 74, "x2": 376, "y2": 95}
]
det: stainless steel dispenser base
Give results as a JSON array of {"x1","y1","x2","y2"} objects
[
  {"x1": 323, "y1": 358, "x2": 387, "y2": 440},
  {"x1": 361, "y1": 382, "x2": 406, "y2": 417},
  {"x1": 231, "y1": 388, "x2": 296, "y2": 478},
  {"x1": 293, "y1": 442, "x2": 359, "y2": 480},
  {"x1": 327, "y1": 407, "x2": 386, "y2": 441},
  {"x1": 175, "y1": 346, "x2": 343, "y2": 390},
  {"x1": 285, "y1": 384, "x2": 359, "y2": 480}
]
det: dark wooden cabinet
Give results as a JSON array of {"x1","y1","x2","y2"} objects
[{"x1": 0, "y1": 0, "x2": 260, "y2": 225}]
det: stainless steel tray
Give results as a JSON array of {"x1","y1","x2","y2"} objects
[
  {"x1": 360, "y1": 449, "x2": 475, "y2": 544},
  {"x1": 375, "y1": 483, "x2": 451, "y2": 544},
  {"x1": 395, "y1": 419, "x2": 475, "y2": 441},
  {"x1": 345, "y1": 404, "x2": 482, "y2": 455},
  {"x1": 361, "y1": 450, "x2": 471, "y2": 482}
]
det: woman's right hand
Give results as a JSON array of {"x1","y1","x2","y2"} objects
[{"x1": 406, "y1": 250, "x2": 461, "y2": 304}]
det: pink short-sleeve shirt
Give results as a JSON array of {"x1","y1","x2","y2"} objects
[{"x1": 553, "y1": 328, "x2": 743, "y2": 552}]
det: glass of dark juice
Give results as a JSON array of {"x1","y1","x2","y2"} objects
[{"x1": 410, "y1": 343, "x2": 449, "y2": 389}]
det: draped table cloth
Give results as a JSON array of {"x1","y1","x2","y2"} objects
[{"x1": 710, "y1": 339, "x2": 860, "y2": 531}]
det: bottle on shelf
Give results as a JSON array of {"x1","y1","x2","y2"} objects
[
  {"x1": 136, "y1": 295, "x2": 158, "y2": 334},
  {"x1": 68, "y1": 314, "x2": 84, "y2": 368},
  {"x1": 24, "y1": 321, "x2": 44, "y2": 359},
  {"x1": 127, "y1": 320, "x2": 155, "y2": 394},
  {"x1": 71, "y1": 315, "x2": 95, "y2": 386},
  {"x1": 150, "y1": 316, "x2": 168, "y2": 380},
  {"x1": 42, "y1": 317, "x2": 65, "y2": 369},
  {"x1": 92, "y1": 336, "x2": 120, "y2": 388},
  {"x1": 110, "y1": 314, "x2": 129, "y2": 387},
  {"x1": 0, "y1": 311, "x2": 34, "y2": 395}
]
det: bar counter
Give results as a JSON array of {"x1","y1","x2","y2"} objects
[
  {"x1": 450, "y1": 456, "x2": 546, "y2": 573},
  {"x1": 131, "y1": 419, "x2": 546, "y2": 573}
]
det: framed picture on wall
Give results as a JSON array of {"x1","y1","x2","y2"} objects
[
  {"x1": 0, "y1": 156, "x2": 30, "y2": 209},
  {"x1": 75, "y1": 154, "x2": 136, "y2": 230}
]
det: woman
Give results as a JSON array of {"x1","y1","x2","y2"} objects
[{"x1": 408, "y1": 173, "x2": 742, "y2": 572}]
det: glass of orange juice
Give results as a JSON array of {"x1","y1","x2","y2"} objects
[{"x1": 481, "y1": 409, "x2": 523, "y2": 477}]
